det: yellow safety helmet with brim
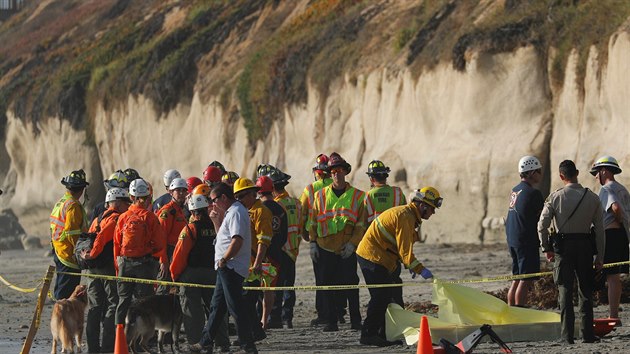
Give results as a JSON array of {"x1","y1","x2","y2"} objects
[
  {"x1": 590, "y1": 155, "x2": 622, "y2": 176},
  {"x1": 410, "y1": 186, "x2": 443, "y2": 209},
  {"x1": 233, "y1": 178, "x2": 260, "y2": 196}
]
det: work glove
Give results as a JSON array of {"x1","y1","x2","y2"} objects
[
  {"x1": 409, "y1": 269, "x2": 417, "y2": 279},
  {"x1": 420, "y1": 267, "x2": 433, "y2": 279},
  {"x1": 340, "y1": 242, "x2": 356, "y2": 259},
  {"x1": 310, "y1": 242, "x2": 319, "y2": 262}
]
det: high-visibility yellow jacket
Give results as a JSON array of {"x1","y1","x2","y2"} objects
[
  {"x1": 364, "y1": 185, "x2": 406, "y2": 224},
  {"x1": 248, "y1": 199, "x2": 273, "y2": 255},
  {"x1": 309, "y1": 183, "x2": 366, "y2": 253},
  {"x1": 300, "y1": 177, "x2": 332, "y2": 234},
  {"x1": 356, "y1": 202, "x2": 425, "y2": 274},
  {"x1": 50, "y1": 191, "x2": 87, "y2": 269},
  {"x1": 274, "y1": 191, "x2": 303, "y2": 261}
]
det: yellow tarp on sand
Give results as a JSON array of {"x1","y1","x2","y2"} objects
[{"x1": 386, "y1": 280, "x2": 561, "y2": 344}]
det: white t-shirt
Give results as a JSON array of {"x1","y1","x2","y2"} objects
[
  {"x1": 599, "y1": 180, "x2": 630, "y2": 229},
  {"x1": 215, "y1": 201, "x2": 251, "y2": 278}
]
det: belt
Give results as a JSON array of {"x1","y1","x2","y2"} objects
[
  {"x1": 120, "y1": 254, "x2": 154, "y2": 261},
  {"x1": 558, "y1": 233, "x2": 590, "y2": 240}
]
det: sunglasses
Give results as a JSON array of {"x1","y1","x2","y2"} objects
[
  {"x1": 210, "y1": 195, "x2": 222, "y2": 204},
  {"x1": 330, "y1": 167, "x2": 346, "y2": 174}
]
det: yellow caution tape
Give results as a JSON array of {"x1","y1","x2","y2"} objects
[
  {"x1": 46, "y1": 259, "x2": 630, "y2": 292},
  {"x1": 0, "y1": 274, "x2": 41, "y2": 293}
]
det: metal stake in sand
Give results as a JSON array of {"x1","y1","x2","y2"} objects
[{"x1": 21, "y1": 265, "x2": 55, "y2": 354}]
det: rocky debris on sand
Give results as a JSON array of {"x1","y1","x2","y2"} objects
[
  {"x1": 0, "y1": 209, "x2": 26, "y2": 250},
  {"x1": 405, "y1": 301, "x2": 439, "y2": 315},
  {"x1": 21, "y1": 235, "x2": 42, "y2": 250}
]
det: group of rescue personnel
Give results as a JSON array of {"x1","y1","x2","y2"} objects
[{"x1": 49, "y1": 153, "x2": 440, "y2": 353}]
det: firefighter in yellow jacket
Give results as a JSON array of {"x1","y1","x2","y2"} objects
[
  {"x1": 50, "y1": 169, "x2": 89, "y2": 299},
  {"x1": 356, "y1": 187, "x2": 440, "y2": 347},
  {"x1": 309, "y1": 152, "x2": 366, "y2": 332}
]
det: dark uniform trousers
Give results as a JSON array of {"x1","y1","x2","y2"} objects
[
  {"x1": 178, "y1": 266, "x2": 229, "y2": 347},
  {"x1": 115, "y1": 256, "x2": 159, "y2": 324},
  {"x1": 357, "y1": 255, "x2": 403, "y2": 339},
  {"x1": 554, "y1": 237, "x2": 596, "y2": 342},
  {"x1": 86, "y1": 263, "x2": 119, "y2": 352},
  {"x1": 270, "y1": 252, "x2": 296, "y2": 324},
  {"x1": 318, "y1": 245, "x2": 361, "y2": 326}
]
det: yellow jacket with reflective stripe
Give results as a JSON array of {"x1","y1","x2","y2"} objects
[
  {"x1": 299, "y1": 177, "x2": 332, "y2": 234},
  {"x1": 365, "y1": 185, "x2": 406, "y2": 224},
  {"x1": 248, "y1": 199, "x2": 273, "y2": 253},
  {"x1": 275, "y1": 191, "x2": 302, "y2": 261},
  {"x1": 309, "y1": 183, "x2": 366, "y2": 253},
  {"x1": 50, "y1": 191, "x2": 87, "y2": 269},
  {"x1": 356, "y1": 202, "x2": 425, "y2": 274}
]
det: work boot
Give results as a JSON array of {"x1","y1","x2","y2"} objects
[
  {"x1": 310, "y1": 317, "x2": 326, "y2": 326},
  {"x1": 360, "y1": 335, "x2": 400, "y2": 347},
  {"x1": 322, "y1": 323, "x2": 339, "y2": 332},
  {"x1": 267, "y1": 320, "x2": 283, "y2": 329},
  {"x1": 189, "y1": 342, "x2": 213, "y2": 353},
  {"x1": 283, "y1": 320, "x2": 293, "y2": 329},
  {"x1": 351, "y1": 322, "x2": 362, "y2": 331}
]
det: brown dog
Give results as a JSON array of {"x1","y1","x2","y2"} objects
[{"x1": 51, "y1": 284, "x2": 88, "y2": 354}]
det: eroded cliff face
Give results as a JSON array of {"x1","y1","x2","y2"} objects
[
  {"x1": 0, "y1": 2, "x2": 630, "y2": 242},
  {"x1": 5, "y1": 30, "x2": 629, "y2": 242}
]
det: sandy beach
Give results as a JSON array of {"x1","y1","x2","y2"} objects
[{"x1": 1, "y1": 242, "x2": 628, "y2": 353}]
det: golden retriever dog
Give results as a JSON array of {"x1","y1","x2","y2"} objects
[{"x1": 51, "y1": 284, "x2": 88, "y2": 354}]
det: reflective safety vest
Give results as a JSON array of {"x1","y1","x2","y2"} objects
[
  {"x1": 275, "y1": 192, "x2": 302, "y2": 261},
  {"x1": 50, "y1": 192, "x2": 87, "y2": 269},
  {"x1": 365, "y1": 185, "x2": 406, "y2": 223},
  {"x1": 301, "y1": 178, "x2": 332, "y2": 231},
  {"x1": 315, "y1": 186, "x2": 365, "y2": 238}
]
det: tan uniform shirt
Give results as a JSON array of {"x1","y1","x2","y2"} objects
[{"x1": 538, "y1": 183, "x2": 605, "y2": 262}]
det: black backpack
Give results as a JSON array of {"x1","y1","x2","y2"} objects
[{"x1": 75, "y1": 210, "x2": 117, "y2": 270}]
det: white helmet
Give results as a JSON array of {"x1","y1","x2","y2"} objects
[
  {"x1": 163, "y1": 169, "x2": 181, "y2": 187},
  {"x1": 590, "y1": 155, "x2": 622, "y2": 175},
  {"x1": 129, "y1": 179, "x2": 150, "y2": 197},
  {"x1": 169, "y1": 177, "x2": 188, "y2": 191},
  {"x1": 105, "y1": 187, "x2": 130, "y2": 203},
  {"x1": 188, "y1": 194, "x2": 210, "y2": 210},
  {"x1": 518, "y1": 156, "x2": 542, "y2": 173}
]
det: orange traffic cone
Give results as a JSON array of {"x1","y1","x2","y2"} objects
[
  {"x1": 417, "y1": 315, "x2": 434, "y2": 354},
  {"x1": 114, "y1": 324, "x2": 129, "y2": 354}
]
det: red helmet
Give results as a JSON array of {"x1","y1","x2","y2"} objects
[
  {"x1": 186, "y1": 177, "x2": 203, "y2": 194},
  {"x1": 312, "y1": 153, "x2": 329, "y2": 172},
  {"x1": 328, "y1": 152, "x2": 351, "y2": 173},
  {"x1": 255, "y1": 176, "x2": 274, "y2": 193},
  {"x1": 203, "y1": 166, "x2": 223, "y2": 184}
]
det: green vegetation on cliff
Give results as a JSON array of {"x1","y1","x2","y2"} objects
[{"x1": 0, "y1": 0, "x2": 628, "y2": 145}]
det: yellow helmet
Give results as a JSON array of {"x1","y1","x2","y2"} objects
[
  {"x1": 410, "y1": 186, "x2": 443, "y2": 209},
  {"x1": 233, "y1": 178, "x2": 259, "y2": 195}
]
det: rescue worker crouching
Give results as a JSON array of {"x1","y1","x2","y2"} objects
[
  {"x1": 356, "y1": 186, "x2": 439, "y2": 346},
  {"x1": 170, "y1": 194, "x2": 230, "y2": 350},
  {"x1": 309, "y1": 152, "x2": 366, "y2": 332},
  {"x1": 114, "y1": 178, "x2": 168, "y2": 326},
  {"x1": 82, "y1": 187, "x2": 130, "y2": 353},
  {"x1": 50, "y1": 169, "x2": 90, "y2": 300}
]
